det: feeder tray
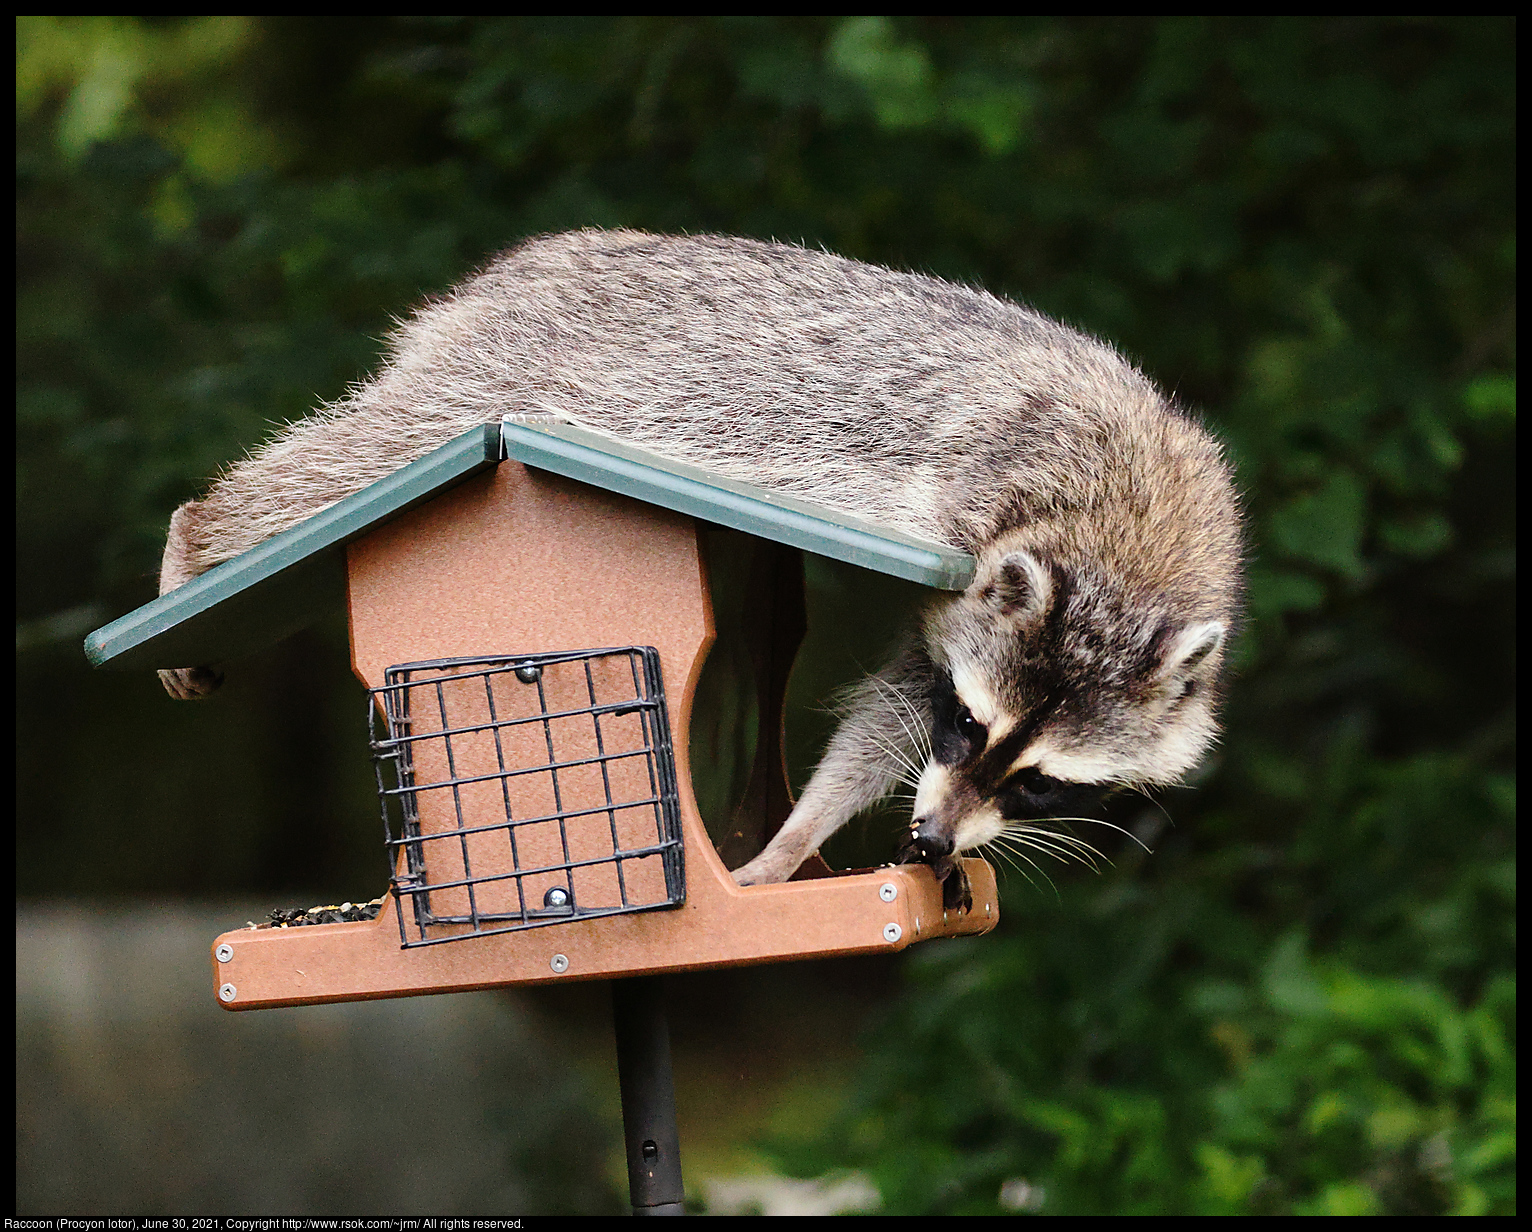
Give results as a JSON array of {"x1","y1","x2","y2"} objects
[
  {"x1": 87, "y1": 420, "x2": 998, "y2": 1011},
  {"x1": 263, "y1": 899, "x2": 386, "y2": 927}
]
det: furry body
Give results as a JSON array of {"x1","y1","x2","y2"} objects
[{"x1": 159, "y1": 229, "x2": 1243, "y2": 892}]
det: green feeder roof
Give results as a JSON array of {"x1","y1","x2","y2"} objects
[{"x1": 85, "y1": 420, "x2": 976, "y2": 672}]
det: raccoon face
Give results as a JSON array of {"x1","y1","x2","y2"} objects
[{"x1": 909, "y1": 546, "x2": 1227, "y2": 862}]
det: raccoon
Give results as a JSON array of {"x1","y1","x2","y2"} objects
[{"x1": 156, "y1": 229, "x2": 1243, "y2": 902}]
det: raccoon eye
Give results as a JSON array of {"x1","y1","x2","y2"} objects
[
  {"x1": 955, "y1": 705, "x2": 986, "y2": 746},
  {"x1": 1017, "y1": 766, "x2": 1057, "y2": 796}
]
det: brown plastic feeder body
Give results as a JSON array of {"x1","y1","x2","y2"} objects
[{"x1": 209, "y1": 459, "x2": 996, "y2": 1010}]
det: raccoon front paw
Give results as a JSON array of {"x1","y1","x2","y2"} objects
[
  {"x1": 730, "y1": 850, "x2": 796, "y2": 886},
  {"x1": 942, "y1": 864, "x2": 974, "y2": 914},
  {"x1": 158, "y1": 665, "x2": 224, "y2": 700}
]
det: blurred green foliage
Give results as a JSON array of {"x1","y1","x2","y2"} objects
[{"x1": 17, "y1": 17, "x2": 1513, "y2": 1215}]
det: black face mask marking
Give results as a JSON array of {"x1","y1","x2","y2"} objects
[
  {"x1": 994, "y1": 772, "x2": 1102, "y2": 821},
  {"x1": 930, "y1": 669, "x2": 981, "y2": 766},
  {"x1": 931, "y1": 660, "x2": 1075, "y2": 804}
]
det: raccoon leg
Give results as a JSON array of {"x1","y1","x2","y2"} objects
[
  {"x1": 731, "y1": 640, "x2": 933, "y2": 885},
  {"x1": 156, "y1": 500, "x2": 224, "y2": 700}
]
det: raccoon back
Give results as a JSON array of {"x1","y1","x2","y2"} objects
[{"x1": 164, "y1": 229, "x2": 1239, "y2": 625}]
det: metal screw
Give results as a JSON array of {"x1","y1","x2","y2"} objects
[
  {"x1": 544, "y1": 886, "x2": 570, "y2": 908},
  {"x1": 879, "y1": 882, "x2": 898, "y2": 902},
  {"x1": 550, "y1": 953, "x2": 570, "y2": 974},
  {"x1": 882, "y1": 922, "x2": 902, "y2": 944},
  {"x1": 515, "y1": 663, "x2": 542, "y2": 684},
  {"x1": 218, "y1": 983, "x2": 237, "y2": 1002},
  {"x1": 215, "y1": 943, "x2": 234, "y2": 963}
]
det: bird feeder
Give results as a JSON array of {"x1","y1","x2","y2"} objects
[{"x1": 86, "y1": 418, "x2": 999, "y2": 1212}]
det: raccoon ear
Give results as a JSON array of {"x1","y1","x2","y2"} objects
[
  {"x1": 1157, "y1": 621, "x2": 1226, "y2": 687},
  {"x1": 973, "y1": 550, "x2": 1052, "y2": 624}
]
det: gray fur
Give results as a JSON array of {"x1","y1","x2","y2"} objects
[{"x1": 157, "y1": 228, "x2": 1244, "y2": 884}]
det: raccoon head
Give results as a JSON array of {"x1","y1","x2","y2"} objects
[{"x1": 907, "y1": 545, "x2": 1227, "y2": 868}]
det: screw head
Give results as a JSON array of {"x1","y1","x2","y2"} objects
[
  {"x1": 215, "y1": 943, "x2": 234, "y2": 963},
  {"x1": 515, "y1": 663, "x2": 542, "y2": 684},
  {"x1": 879, "y1": 882, "x2": 898, "y2": 902},
  {"x1": 544, "y1": 886, "x2": 570, "y2": 908},
  {"x1": 550, "y1": 953, "x2": 570, "y2": 974},
  {"x1": 882, "y1": 922, "x2": 903, "y2": 944},
  {"x1": 218, "y1": 983, "x2": 237, "y2": 1002}
]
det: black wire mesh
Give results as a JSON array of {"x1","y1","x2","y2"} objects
[{"x1": 369, "y1": 647, "x2": 685, "y2": 948}]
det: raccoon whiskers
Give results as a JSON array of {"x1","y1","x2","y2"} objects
[
  {"x1": 854, "y1": 696, "x2": 928, "y2": 787},
  {"x1": 1001, "y1": 822, "x2": 1106, "y2": 864},
  {"x1": 993, "y1": 825, "x2": 1105, "y2": 874},
  {"x1": 998, "y1": 825, "x2": 1102, "y2": 864},
  {"x1": 867, "y1": 676, "x2": 932, "y2": 764},
  {"x1": 1123, "y1": 785, "x2": 1177, "y2": 839},
  {"x1": 983, "y1": 841, "x2": 1031, "y2": 885},
  {"x1": 972, "y1": 850, "x2": 1029, "y2": 904},
  {"x1": 861, "y1": 728, "x2": 924, "y2": 788},
  {"x1": 891, "y1": 686, "x2": 935, "y2": 763},
  {"x1": 1035, "y1": 814, "x2": 1156, "y2": 856},
  {"x1": 982, "y1": 811, "x2": 1160, "y2": 892},
  {"x1": 981, "y1": 836, "x2": 1059, "y2": 899}
]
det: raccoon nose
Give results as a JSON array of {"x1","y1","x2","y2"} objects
[{"x1": 910, "y1": 819, "x2": 954, "y2": 862}]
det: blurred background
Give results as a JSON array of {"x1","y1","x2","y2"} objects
[{"x1": 16, "y1": 17, "x2": 1514, "y2": 1216}]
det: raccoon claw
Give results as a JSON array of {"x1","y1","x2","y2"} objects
[
  {"x1": 158, "y1": 665, "x2": 224, "y2": 700},
  {"x1": 942, "y1": 864, "x2": 973, "y2": 914},
  {"x1": 897, "y1": 836, "x2": 973, "y2": 913}
]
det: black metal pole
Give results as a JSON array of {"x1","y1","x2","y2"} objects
[{"x1": 612, "y1": 975, "x2": 686, "y2": 1215}]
